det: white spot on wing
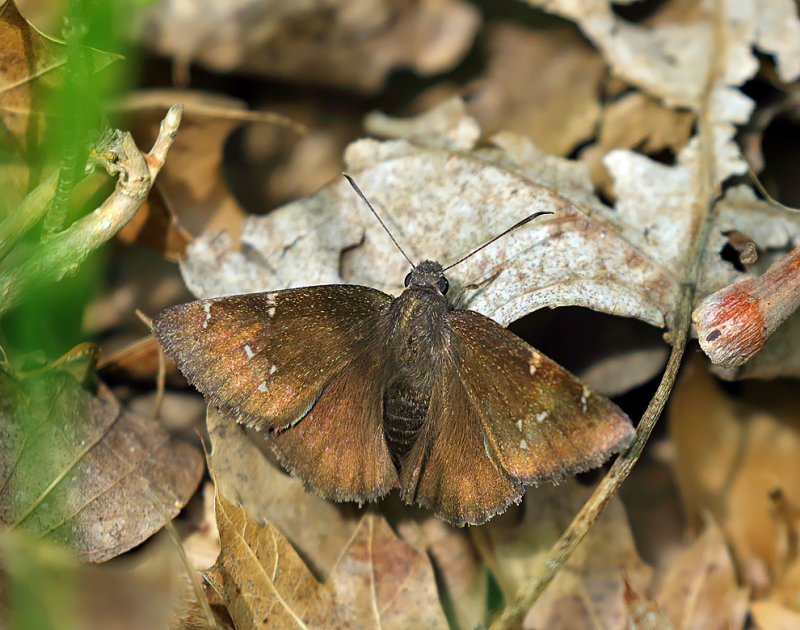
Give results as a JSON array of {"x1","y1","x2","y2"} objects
[
  {"x1": 529, "y1": 363, "x2": 536, "y2": 375},
  {"x1": 519, "y1": 439, "x2": 529, "y2": 450},
  {"x1": 257, "y1": 381, "x2": 268, "y2": 392},
  {"x1": 517, "y1": 420, "x2": 523, "y2": 431},
  {"x1": 535, "y1": 411, "x2": 548, "y2": 423},
  {"x1": 581, "y1": 385, "x2": 590, "y2": 412},
  {"x1": 264, "y1": 293, "x2": 276, "y2": 307},
  {"x1": 202, "y1": 303, "x2": 211, "y2": 329},
  {"x1": 269, "y1": 364, "x2": 277, "y2": 375},
  {"x1": 244, "y1": 345, "x2": 254, "y2": 358},
  {"x1": 268, "y1": 307, "x2": 276, "y2": 318}
]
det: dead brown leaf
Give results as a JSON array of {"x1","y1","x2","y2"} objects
[
  {"x1": 395, "y1": 516, "x2": 489, "y2": 629},
  {"x1": 623, "y1": 578, "x2": 674, "y2": 630},
  {"x1": 125, "y1": 90, "x2": 279, "y2": 243},
  {"x1": 654, "y1": 520, "x2": 748, "y2": 630},
  {"x1": 669, "y1": 359, "x2": 800, "y2": 595},
  {"x1": 0, "y1": 365, "x2": 203, "y2": 562},
  {"x1": 205, "y1": 490, "x2": 448, "y2": 629},
  {"x1": 0, "y1": 0, "x2": 119, "y2": 212},
  {"x1": 465, "y1": 23, "x2": 605, "y2": 156},
  {"x1": 207, "y1": 406, "x2": 358, "y2": 577},
  {"x1": 581, "y1": 92, "x2": 694, "y2": 199},
  {"x1": 484, "y1": 482, "x2": 651, "y2": 630},
  {"x1": 751, "y1": 600, "x2": 800, "y2": 630}
]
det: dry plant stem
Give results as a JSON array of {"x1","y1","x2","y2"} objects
[
  {"x1": 489, "y1": 295, "x2": 690, "y2": 630},
  {"x1": 0, "y1": 104, "x2": 183, "y2": 318},
  {"x1": 693, "y1": 245, "x2": 800, "y2": 368}
]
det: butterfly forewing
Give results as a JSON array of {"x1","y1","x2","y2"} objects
[
  {"x1": 399, "y1": 367, "x2": 524, "y2": 526},
  {"x1": 449, "y1": 310, "x2": 635, "y2": 483},
  {"x1": 152, "y1": 286, "x2": 392, "y2": 431}
]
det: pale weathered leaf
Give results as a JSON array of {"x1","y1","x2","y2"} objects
[
  {"x1": 180, "y1": 98, "x2": 800, "y2": 348},
  {"x1": 133, "y1": 0, "x2": 479, "y2": 92}
]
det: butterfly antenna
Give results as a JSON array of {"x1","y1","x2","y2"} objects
[
  {"x1": 343, "y1": 174, "x2": 415, "y2": 268},
  {"x1": 442, "y1": 211, "x2": 553, "y2": 272}
]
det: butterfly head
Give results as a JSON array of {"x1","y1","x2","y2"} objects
[{"x1": 404, "y1": 260, "x2": 450, "y2": 295}]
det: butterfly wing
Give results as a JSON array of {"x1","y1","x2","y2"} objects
[
  {"x1": 448, "y1": 309, "x2": 635, "y2": 484},
  {"x1": 153, "y1": 285, "x2": 399, "y2": 500},
  {"x1": 270, "y1": 346, "x2": 398, "y2": 501},
  {"x1": 153, "y1": 286, "x2": 391, "y2": 431},
  {"x1": 398, "y1": 367, "x2": 524, "y2": 526}
]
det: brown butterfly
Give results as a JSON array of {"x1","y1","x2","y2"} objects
[{"x1": 153, "y1": 176, "x2": 635, "y2": 526}]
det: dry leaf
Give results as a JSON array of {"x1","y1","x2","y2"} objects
[
  {"x1": 485, "y1": 482, "x2": 652, "y2": 630},
  {"x1": 525, "y1": 0, "x2": 800, "y2": 107},
  {"x1": 181, "y1": 481, "x2": 220, "y2": 572},
  {"x1": 465, "y1": 23, "x2": 605, "y2": 156},
  {"x1": 205, "y1": 491, "x2": 448, "y2": 629},
  {"x1": 0, "y1": 0, "x2": 119, "y2": 212},
  {"x1": 207, "y1": 406, "x2": 358, "y2": 577},
  {"x1": 654, "y1": 520, "x2": 748, "y2": 630},
  {"x1": 0, "y1": 0, "x2": 119, "y2": 149},
  {"x1": 0, "y1": 366, "x2": 203, "y2": 562},
  {"x1": 240, "y1": 101, "x2": 358, "y2": 210},
  {"x1": 751, "y1": 601, "x2": 800, "y2": 630},
  {"x1": 624, "y1": 578, "x2": 675, "y2": 630},
  {"x1": 125, "y1": 90, "x2": 257, "y2": 243},
  {"x1": 134, "y1": 0, "x2": 479, "y2": 92},
  {"x1": 115, "y1": 187, "x2": 192, "y2": 261},
  {"x1": 580, "y1": 92, "x2": 694, "y2": 198},
  {"x1": 395, "y1": 516, "x2": 489, "y2": 629},
  {"x1": 669, "y1": 359, "x2": 800, "y2": 594},
  {"x1": 0, "y1": 528, "x2": 192, "y2": 630}
]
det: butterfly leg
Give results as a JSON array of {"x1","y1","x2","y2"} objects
[{"x1": 451, "y1": 265, "x2": 507, "y2": 309}]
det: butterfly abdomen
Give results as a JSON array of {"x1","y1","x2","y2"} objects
[{"x1": 383, "y1": 379, "x2": 431, "y2": 466}]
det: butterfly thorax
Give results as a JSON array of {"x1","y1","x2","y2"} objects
[{"x1": 381, "y1": 261, "x2": 452, "y2": 467}]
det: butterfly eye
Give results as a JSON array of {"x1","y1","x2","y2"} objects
[
  {"x1": 404, "y1": 272, "x2": 413, "y2": 287},
  {"x1": 437, "y1": 277, "x2": 449, "y2": 294}
]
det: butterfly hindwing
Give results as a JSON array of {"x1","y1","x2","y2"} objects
[
  {"x1": 270, "y1": 346, "x2": 398, "y2": 502},
  {"x1": 152, "y1": 286, "x2": 392, "y2": 432},
  {"x1": 399, "y1": 366, "x2": 524, "y2": 526},
  {"x1": 449, "y1": 309, "x2": 635, "y2": 483}
]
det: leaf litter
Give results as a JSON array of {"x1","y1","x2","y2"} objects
[{"x1": 6, "y1": 0, "x2": 800, "y2": 628}]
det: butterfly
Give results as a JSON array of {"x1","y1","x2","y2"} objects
[{"x1": 152, "y1": 177, "x2": 635, "y2": 526}]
